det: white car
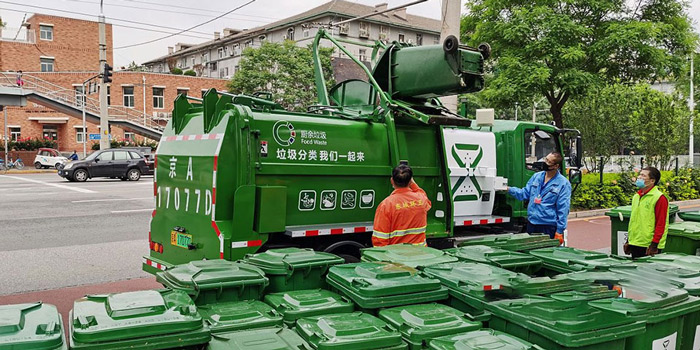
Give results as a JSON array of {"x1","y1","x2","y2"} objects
[{"x1": 34, "y1": 148, "x2": 69, "y2": 169}]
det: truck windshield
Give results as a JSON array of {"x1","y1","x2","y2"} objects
[{"x1": 524, "y1": 129, "x2": 558, "y2": 171}]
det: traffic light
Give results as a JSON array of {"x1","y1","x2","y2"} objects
[{"x1": 102, "y1": 63, "x2": 113, "y2": 83}]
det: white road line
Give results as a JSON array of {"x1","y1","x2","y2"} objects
[
  {"x1": 4, "y1": 192, "x2": 60, "y2": 197},
  {"x1": 0, "y1": 175, "x2": 97, "y2": 194},
  {"x1": 73, "y1": 197, "x2": 151, "y2": 203},
  {"x1": 111, "y1": 208, "x2": 154, "y2": 213}
]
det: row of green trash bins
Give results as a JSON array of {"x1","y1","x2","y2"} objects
[
  {"x1": 606, "y1": 204, "x2": 700, "y2": 256},
  {"x1": 4, "y1": 235, "x2": 700, "y2": 350}
]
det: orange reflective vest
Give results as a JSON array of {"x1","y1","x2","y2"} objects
[{"x1": 372, "y1": 182, "x2": 432, "y2": 247}]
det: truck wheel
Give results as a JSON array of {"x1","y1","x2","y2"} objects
[
  {"x1": 337, "y1": 254, "x2": 360, "y2": 263},
  {"x1": 73, "y1": 169, "x2": 88, "y2": 182},
  {"x1": 127, "y1": 168, "x2": 141, "y2": 181},
  {"x1": 35, "y1": 162, "x2": 42, "y2": 169}
]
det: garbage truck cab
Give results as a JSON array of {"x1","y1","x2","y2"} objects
[{"x1": 144, "y1": 30, "x2": 581, "y2": 273}]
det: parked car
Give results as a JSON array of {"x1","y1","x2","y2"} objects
[
  {"x1": 57, "y1": 149, "x2": 150, "y2": 182},
  {"x1": 118, "y1": 147, "x2": 155, "y2": 175},
  {"x1": 33, "y1": 148, "x2": 68, "y2": 169}
]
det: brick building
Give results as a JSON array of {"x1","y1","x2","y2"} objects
[{"x1": 0, "y1": 14, "x2": 227, "y2": 152}]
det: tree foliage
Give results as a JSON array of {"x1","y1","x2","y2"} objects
[
  {"x1": 227, "y1": 41, "x2": 335, "y2": 112},
  {"x1": 461, "y1": 0, "x2": 697, "y2": 128}
]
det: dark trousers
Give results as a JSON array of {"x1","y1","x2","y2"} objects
[
  {"x1": 526, "y1": 223, "x2": 557, "y2": 239},
  {"x1": 629, "y1": 245, "x2": 663, "y2": 259}
]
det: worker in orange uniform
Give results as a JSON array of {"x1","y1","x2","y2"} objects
[{"x1": 372, "y1": 164, "x2": 432, "y2": 247}]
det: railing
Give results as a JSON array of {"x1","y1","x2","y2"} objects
[
  {"x1": 0, "y1": 72, "x2": 164, "y2": 132},
  {"x1": 0, "y1": 28, "x2": 35, "y2": 44}
]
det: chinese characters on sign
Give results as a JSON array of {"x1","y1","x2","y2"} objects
[{"x1": 275, "y1": 149, "x2": 365, "y2": 162}]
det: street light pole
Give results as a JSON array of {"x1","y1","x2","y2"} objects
[
  {"x1": 3, "y1": 106, "x2": 7, "y2": 168},
  {"x1": 691, "y1": 53, "x2": 695, "y2": 167},
  {"x1": 98, "y1": 0, "x2": 109, "y2": 150},
  {"x1": 81, "y1": 82, "x2": 87, "y2": 158}
]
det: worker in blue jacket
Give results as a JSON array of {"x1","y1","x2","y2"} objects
[{"x1": 507, "y1": 152, "x2": 572, "y2": 244}]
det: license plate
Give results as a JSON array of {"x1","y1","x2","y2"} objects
[{"x1": 170, "y1": 231, "x2": 192, "y2": 249}]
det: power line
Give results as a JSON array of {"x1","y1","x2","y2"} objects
[
  {"x1": 114, "y1": 0, "x2": 257, "y2": 50},
  {"x1": 0, "y1": 7, "x2": 212, "y2": 40},
  {"x1": 119, "y1": 0, "x2": 280, "y2": 20},
  {"x1": 0, "y1": 1, "x2": 213, "y2": 36}
]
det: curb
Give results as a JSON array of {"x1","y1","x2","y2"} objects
[
  {"x1": 1, "y1": 169, "x2": 57, "y2": 175},
  {"x1": 569, "y1": 198, "x2": 700, "y2": 219}
]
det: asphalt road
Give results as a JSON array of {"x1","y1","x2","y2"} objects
[{"x1": 0, "y1": 172, "x2": 155, "y2": 295}]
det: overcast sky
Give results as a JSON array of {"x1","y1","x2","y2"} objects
[{"x1": 1, "y1": 0, "x2": 699, "y2": 68}]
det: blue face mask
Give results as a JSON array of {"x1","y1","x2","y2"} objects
[{"x1": 635, "y1": 179, "x2": 646, "y2": 188}]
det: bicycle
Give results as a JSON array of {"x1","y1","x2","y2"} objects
[{"x1": 0, "y1": 157, "x2": 24, "y2": 174}]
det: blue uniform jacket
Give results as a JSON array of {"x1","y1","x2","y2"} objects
[{"x1": 508, "y1": 171, "x2": 572, "y2": 233}]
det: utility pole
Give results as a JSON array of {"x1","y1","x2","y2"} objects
[
  {"x1": 98, "y1": 0, "x2": 109, "y2": 150},
  {"x1": 81, "y1": 81, "x2": 87, "y2": 158},
  {"x1": 440, "y1": 0, "x2": 460, "y2": 112},
  {"x1": 142, "y1": 75, "x2": 146, "y2": 126},
  {"x1": 691, "y1": 53, "x2": 695, "y2": 167},
  {"x1": 3, "y1": 106, "x2": 7, "y2": 168}
]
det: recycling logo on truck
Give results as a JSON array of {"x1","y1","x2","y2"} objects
[
  {"x1": 450, "y1": 143, "x2": 483, "y2": 202},
  {"x1": 273, "y1": 121, "x2": 296, "y2": 146}
]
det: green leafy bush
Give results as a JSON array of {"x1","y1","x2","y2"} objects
[
  {"x1": 183, "y1": 70, "x2": 196, "y2": 76},
  {"x1": 170, "y1": 67, "x2": 183, "y2": 75}
]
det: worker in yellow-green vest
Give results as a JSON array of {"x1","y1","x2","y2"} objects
[{"x1": 624, "y1": 167, "x2": 669, "y2": 259}]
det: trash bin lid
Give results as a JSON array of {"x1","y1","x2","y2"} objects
[
  {"x1": 198, "y1": 300, "x2": 282, "y2": 333},
  {"x1": 457, "y1": 234, "x2": 559, "y2": 252},
  {"x1": 0, "y1": 302, "x2": 65, "y2": 350},
  {"x1": 588, "y1": 282, "x2": 700, "y2": 322},
  {"x1": 326, "y1": 262, "x2": 443, "y2": 297},
  {"x1": 429, "y1": 329, "x2": 546, "y2": 350},
  {"x1": 264, "y1": 289, "x2": 354, "y2": 323},
  {"x1": 638, "y1": 253, "x2": 700, "y2": 272},
  {"x1": 295, "y1": 312, "x2": 405, "y2": 350},
  {"x1": 508, "y1": 274, "x2": 592, "y2": 296},
  {"x1": 421, "y1": 262, "x2": 517, "y2": 294},
  {"x1": 667, "y1": 221, "x2": 700, "y2": 239},
  {"x1": 361, "y1": 244, "x2": 458, "y2": 268},
  {"x1": 611, "y1": 263, "x2": 700, "y2": 296},
  {"x1": 445, "y1": 245, "x2": 542, "y2": 271},
  {"x1": 156, "y1": 260, "x2": 268, "y2": 294},
  {"x1": 528, "y1": 247, "x2": 631, "y2": 271},
  {"x1": 378, "y1": 303, "x2": 480, "y2": 345},
  {"x1": 548, "y1": 285, "x2": 621, "y2": 302},
  {"x1": 678, "y1": 210, "x2": 700, "y2": 222},
  {"x1": 70, "y1": 289, "x2": 206, "y2": 344},
  {"x1": 206, "y1": 327, "x2": 311, "y2": 350},
  {"x1": 487, "y1": 296, "x2": 646, "y2": 347},
  {"x1": 244, "y1": 248, "x2": 344, "y2": 276}
]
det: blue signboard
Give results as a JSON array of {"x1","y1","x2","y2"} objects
[{"x1": 89, "y1": 134, "x2": 100, "y2": 140}]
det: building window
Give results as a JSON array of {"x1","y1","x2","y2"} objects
[
  {"x1": 398, "y1": 33, "x2": 405, "y2": 42},
  {"x1": 379, "y1": 26, "x2": 389, "y2": 41},
  {"x1": 218, "y1": 47, "x2": 224, "y2": 59},
  {"x1": 74, "y1": 86, "x2": 86, "y2": 107},
  {"x1": 191, "y1": 56, "x2": 195, "y2": 66},
  {"x1": 39, "y1": 25, "x2": 53, "y2": 41},
  {"x1": 176, "y1": 88, "x2": 189, "y2": 97},
  {"x1": 9, "y1": 127, "x2": 20, "y2": 141},
  {"x1": 359, "y1": 49, "x2": 367, "y2": 62},
  {"x1": 416, "y1": 33, "x2": 423, "y2": 46},
  {"x1": 124, "y1": 132, "x2": 135, "y2": 141},
  {"x1": 434, "y1": 35, "x2": 440, "y2": 44},
  {"x1": 234, "y1": 65, "x2": 240, "y2": 73},
  {"x1": 43, "y1": 125, "x2": 57, "y2": 140},
  {"x1": 123, "y1": 86, "x2": 134, "y2": 107},
  {"x1": 359, "y1": 22, "x2": 370, "y2": 38},
  {"x1": 40, "y1": 58, "x2": 54, "y2": 72},
  {"x1": 244, "y1": 40, "x2": 252, "y2": 48},
  {"x1": 233, "y1": 43, "x2": 240, "y2": 56},
  {"x1": 303, "y1": 26, "x2": 310, "y2": 38},
  {"x1": 76, "y1": 127, "x2": 87, "y2": 144},
  {"x1": 287, "y1": 27, "x2": 295, "y2": 41},
  {"x1": 339, "y1": 21, "x2": 349, "y2": 35},
  {"x1": 202, "y1": 53, "x2": 209, "y2": 63},
  {"x1": 153, "y1": 87, "x2": 164, "y2": 109}
]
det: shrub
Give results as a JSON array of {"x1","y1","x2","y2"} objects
[
  {"x1": 170, "y1": 67, "x2": 183, "y2": 75},
  {"x1": 183, "y1": 70, "x2": 196, "y2": 76}
]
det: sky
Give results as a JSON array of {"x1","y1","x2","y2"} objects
[{"x1": 1, "y1": 0, "x2": 699, "y2": 68}]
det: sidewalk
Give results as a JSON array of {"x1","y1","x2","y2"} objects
[
  {"x1": 0, "y1": 168, "x2": 57, "y2": 174},
  {"x1": 568, "y1": 198, "x2": 700, "y2": 219}
]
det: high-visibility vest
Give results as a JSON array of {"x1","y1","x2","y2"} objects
[
  {"x1": 372, "y1": 183, "x2": 431, "y2": 247},
  {"x1": 629, "y1": 186, "x2": 668, "y2": 249}
]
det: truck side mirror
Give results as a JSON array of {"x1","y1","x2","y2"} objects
[{"x1": 569, "y1": 168, "x2": 582, "y2": 185}]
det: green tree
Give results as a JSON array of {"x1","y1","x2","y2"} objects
[
  {"x1": 227, "y1": 41, "x2": 335, "y2": 112},
  {"x1": 125, "y1": 61, "x2": 145, "y2": 72},
  {"x1": 461, "y1": 0, "x2": 697, "y2": 128}
]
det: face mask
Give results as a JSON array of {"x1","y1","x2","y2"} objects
[
  {"x1": 635, "y1": 179, "x2": 646, "y2": 188},
  {"x1": 533, "y1": 161, "x2": 556, "y2": 172}
]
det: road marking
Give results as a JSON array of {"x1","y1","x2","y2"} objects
[
  {"x1": 0, "y1": 175, "x2": 96, "y2": 194},
  {"x1": 3, "y1": 192, "x2": 60, "y2": 197},
  {"x1": 73, "y1": 197, "x2": 151, "y2": 203},
  {"x1": 111, "y1": 208, "x2": 154, "y2": 213}
]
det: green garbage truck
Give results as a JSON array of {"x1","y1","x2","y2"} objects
[{"x1": 144, "y1": 29, "x2": 582, "y2": 274}]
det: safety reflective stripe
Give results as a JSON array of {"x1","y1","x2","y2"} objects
[
  {"x1": 372, "y1": 230, "x2": 392, "y2": 240},
  {"x1": 373, "y1": 226, "x2": 426, "y2": 239}
]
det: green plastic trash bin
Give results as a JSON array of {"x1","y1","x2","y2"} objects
[
  {"x1": 589, "y1": 283, "x2": 700, "y2": 350},
  {"x1": 206, "y1": 327, "x2": 312, "y2": 350},
  {"x1": 378, "y1": 303, "x2": 481, "y2": 350},
  {"x1": 547, "y1": 285, "x2": 621, "y2": 302},
  {"x1": 69, "y1": 289, "x2": 211, "y2": 350},
  {"x1": 638, "y1": 252, "x2": 700, "y2": 272},
  {"x1": 197, "y1": 300, "x2": 283, "y2": 333},
  {"x1": 457, "y1": 233, "x2": 560, "y2": 252},
  {"x1": 156, "y1": 260, "x2": 268, "y2": 305},
  {"x1": 361, "y1": 244, "x2": 458, "y2": 269},
  {"x1": 611, "y1": 263, "x2": 700, "y2": 296},
  {"x1": 486, "y1": 296, "x2": 646, "y2": 350},
  {"x1": 428, "y1": 329, "x2": 546, "y2": 350},
  {"x1": 606, "y1": 204, "x2": 679, "y2": 256},
  {"x1": 295, "y1": 312, "x2": 408, "y2": 350},
  {"x1": 264, "y1": 289, "x2": 354, "y2": 326},
  {"x1": 665, "y1": 221, "x2": 700, "y2": 256},
  {"x1": 528, "y1": 247, "x2": 631, "y2": 274},
  {"x1": 0, "y1": 302, "x2": 67, "y2": 350},
  {"x1": 678, "y1": 210, "x2": 700, "y2": 222},
  {"x1": 444, "y1": 245, "x2": 543, "y2": 274},
  {"x1": 244, "y1": 248, "x2": 344, "y2": 292},
  {"x1": 326, "y1": 262, "x2": 448, "y2": 311}
]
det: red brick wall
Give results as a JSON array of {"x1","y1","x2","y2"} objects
[
  {"x1": 2, "y1": 72, "x2": 228, "y2": 151},
  {"x1": 0, "y1": 14, "x2": 113, "y2": 72}
]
